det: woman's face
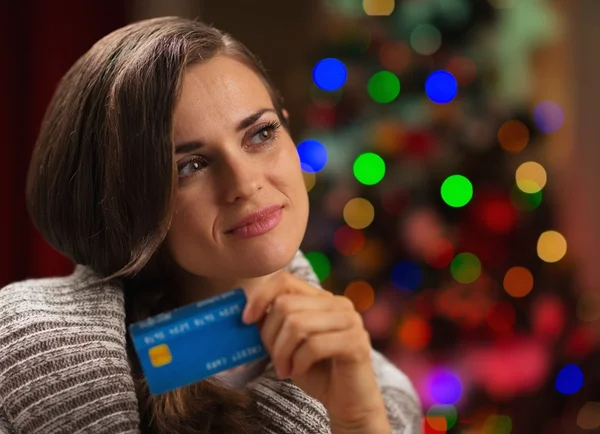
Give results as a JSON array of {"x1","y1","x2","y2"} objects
[{"x1": 165, "y1": 55, "x2": 309, "y2": 283}]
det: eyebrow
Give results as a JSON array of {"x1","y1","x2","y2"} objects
[{"x1": 174, "y1": 108, "x2": 277, "y2": 155}]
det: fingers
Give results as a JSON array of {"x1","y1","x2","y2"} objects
[
  {"x1": 291, "y1": 325, "x2": 372, "y2": 377},
  {"x1": 259, "y1": 293, "x2": 348, "y2": 347},
  {"x1": 270, "y1": 310, "x2": 359, "y2": 378},
  {"x1": 242, "y1": 272, "x2": 330, "y2": 324}
]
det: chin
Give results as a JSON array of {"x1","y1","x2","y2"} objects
[{"x1": 231, "y1": 240, "x2": 300, "y2": 278}]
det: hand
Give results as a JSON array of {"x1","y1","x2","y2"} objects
[{"x1": 242, "y1": 271, "x2": 390, "y2": 431}]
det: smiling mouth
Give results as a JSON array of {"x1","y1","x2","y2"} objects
[
  {"x1": 225, "y1": 205, "x2": 284, "y2": 238},
  {"x1": 225, "y1": 205, "x2": 284, "y2": 233}
]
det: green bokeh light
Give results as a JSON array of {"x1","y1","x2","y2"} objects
[
  {"x1": 510, "y1": 184, "x2": 542, "y2": 211},
  {"x1": 353, "y1": 152, "x2": 386, "y2": 185},
  {"x1": 426, "y1": 405, "x2": 458, "y2": 430},
  {"x1": 368, "y1": 71, "x2": 400, "y2": 103},
  {"x1": 450, "y1": 253, "x2": 481, "y2": 284},
  {"x1": 483, "y1": 415, "x2": 513, "y2": 434},
  {"x1": 441, "y1": 175, "x2": 473, "y2": 207},
  {"x1": 305, "y1": 251, "x2": 331, "y2": 282}
]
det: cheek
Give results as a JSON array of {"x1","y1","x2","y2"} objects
[
  {"x1": 166, "y1": 193, "x2": 215, "y2": 250},
  {"x1": 271, "y1": 141, "x2": 304, "y2": 189}
]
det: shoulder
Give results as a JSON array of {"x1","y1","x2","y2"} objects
[
  {"x1": 0, "y1": 265, "x2": 126, "y2": 335},
  {"x1": 0, "y1": 267, "x2": 138, "y2": 433}
]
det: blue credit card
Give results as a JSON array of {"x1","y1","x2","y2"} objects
[{"x1": 128, "y1": 288, "x2": 267, "y2": 395}]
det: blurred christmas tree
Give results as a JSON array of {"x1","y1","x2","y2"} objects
[{"x1": 296, "y1": 1, "x2": 599, "y2": 433}]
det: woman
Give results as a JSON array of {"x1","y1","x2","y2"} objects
[{"x1": 0, "y1": 17, "x2": 421, "y2": 434}]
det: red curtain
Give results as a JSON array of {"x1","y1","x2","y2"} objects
[{"x1": 0, "y1": 1, "x2": 127, "y2": 287}]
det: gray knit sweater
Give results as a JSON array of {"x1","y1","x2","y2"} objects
[{"x1": 0, "y1": 251, "x2": 421, "y2": 433}]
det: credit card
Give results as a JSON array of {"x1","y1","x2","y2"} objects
[{"x1": 128, "y1": 287, "x2": 267, "y2": 395}]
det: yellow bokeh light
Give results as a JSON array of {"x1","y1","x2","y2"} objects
[
  {"x1": 344, "y1": 280, "x2": 375, "y2": 312},
  {"x1": 363, "y1": 0, "x2": 395, "y2": 16},
  {"x1": 537, "y1": 230, "x2": 567, "y2": 263},
  {"x1": 516, "y1": 161, "x2": 547, "y2": 193},
  {"x1": 302, "y1": 170, "x2": 316, "y2": 192},
  {"x1": 343, "y1": 198, "x2": 375, "y2": 229}
]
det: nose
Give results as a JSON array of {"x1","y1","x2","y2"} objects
[{"x1": 220, "y1": 154, "x2": 262, "y2": 203}]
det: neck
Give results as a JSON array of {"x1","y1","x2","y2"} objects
[{"x1": 174, "y1": 268, "x2": 282, "y2": 307}]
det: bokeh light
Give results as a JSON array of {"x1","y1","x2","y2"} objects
[
  {"x1": 425, "y1": 239, "x2": 455, "y2": 269},
  {"x1": 555, "y1": 364, "x2": 584, "y2": 395},
  {"x1": 333, "y1": 225, "x2": 365, "y2": 256},
  {"x1": 534, "y1": 100, "x2": 564, "y2": 134},
  {"x1": 344, "y1": 280, "x2": 375, "y2": 312},
  {"x1": 363, "y1": 0, "x2": 395, "y2": 16},
  {"x1": 445, "y1": 55, "x2": 477, "y2": 86},
  {"x1": 398, "y1": 315, "x2": 432, "y2": 350},
  {"x1": 498, "y1": 120, "x2": 529, "y2": 153},
  {"x1": 441, "y1": 175, "x2": 473, "y2": 208},
  {"x1": 392, "y1": 261, "x2": 423, "y2": 290},
  {"x1": 426, "y1": 405, "x2": 457, "y2": 431},
  {"x1": 537, "y1": 230, "x2": 567, "y2": 263},
  {"x1": 515, "y1": 161, "x2": 547, "y2": 193},
  {"x1": 302, "y1": 170, "x2": 316, "y2": 192},
  {"x1": 577, "y1": 402, "x2": 600, "y2": 430},
  {"x1": 379, "y1": 40, "x2": 411, "y2": 72},
  {"x1": 533, "y1": 295, "x2": 566, "y2": 341},
  {"x1": 576, "y1": 291, "x2": 600, "y2": 322},
  {"x1": 312, "y1": 58, "x2": 347, "y2": 91},
  {"x1": 425, "y1": 71, "x2": 458, "y2": 104},
  {"x1": 343, "y1": 198, "x2": 375, "y2": 229},
  {"x1": 349, "y1": 238, "x2": 386, "y2": 274},
  {"x1": 353, "y1": 152, "x2": 386, "y2": 185},
  {"x1": 304, "y1": 252, "x2": 331, "y2": 282},
  {"x1": 368, "y1": 71, "x2": 401, "y2": 103},
  {"x1": 363, "y1": 299, "x2": 394, "y2": 339},
  {"x1": 503, "y1": 266, "x2": 534, "y2": 298},
  {"x1": 510, "y1": 185, "x2": 542, "y2": 211},
  {"x1": 450, "y1": 253, "x2": 481, "y2": 284},
  {"x1": 297, "y1": 139, "x2": 328, "y2": 173},
  {"x1": 478, "y1": 196, "x2": 517, "y2": 234},
  {"x1": 483, "y1": 415, "x2": 512, "y2": 434},
  {"x1": 411, "y1": 24, "x2": 442, "y2": 56},
  {"x1": 427, "y1": 369, "x2": 463, "y2": 405}
]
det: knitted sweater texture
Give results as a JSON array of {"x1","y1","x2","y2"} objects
[{"x1": 0, "y1": 251, "x2": 421, "y2": 433}]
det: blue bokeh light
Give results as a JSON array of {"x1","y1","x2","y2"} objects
[
  {"x1": 428, "y1": 369, "x2": 463, "y2": 405},
  {"x1": 425, "y1": 70, "x2": 458, "y2": 104},
  {"x1": 534, "y1": 101, "x2": 564, "y2": 134},
  {"x1": 392, "y1": 261, "x2": 423, "y2": 290},
  {"x1": 297, "y1": 140, "x2": 328, "y2": 173},
  {"x1": 312, "y1": 58, "x2": 347, "y2": 91},
  {"x1": 555, "y1": 364, "x2": 584, "y2": 395}
]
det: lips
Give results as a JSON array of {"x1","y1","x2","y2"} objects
[{"x1": 225, "y1": 205, "x2": 284, "y2": 233}]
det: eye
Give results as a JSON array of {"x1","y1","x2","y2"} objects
[
  {"x1": 248, "y1": 120, "x2": 281, "y2": 146},
  {"x1": 177, "y1": 157, "x2": 207, "y2": 178}
]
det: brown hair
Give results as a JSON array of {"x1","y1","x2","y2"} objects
[{"x1": 26, "y1": 16, "x2": 290, "y2": 433}]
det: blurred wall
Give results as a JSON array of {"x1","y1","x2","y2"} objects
[{"x1": 538, "y1": 0, "x2": 600, "y2": 295}]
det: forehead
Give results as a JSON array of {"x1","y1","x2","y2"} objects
[{"x1": 173, "y1": 55, "x2": 273, "y2": 142}]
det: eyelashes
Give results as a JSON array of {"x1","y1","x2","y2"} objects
[{"x1": 176, "y1": 120, "x2": 282, "y2": 179}]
